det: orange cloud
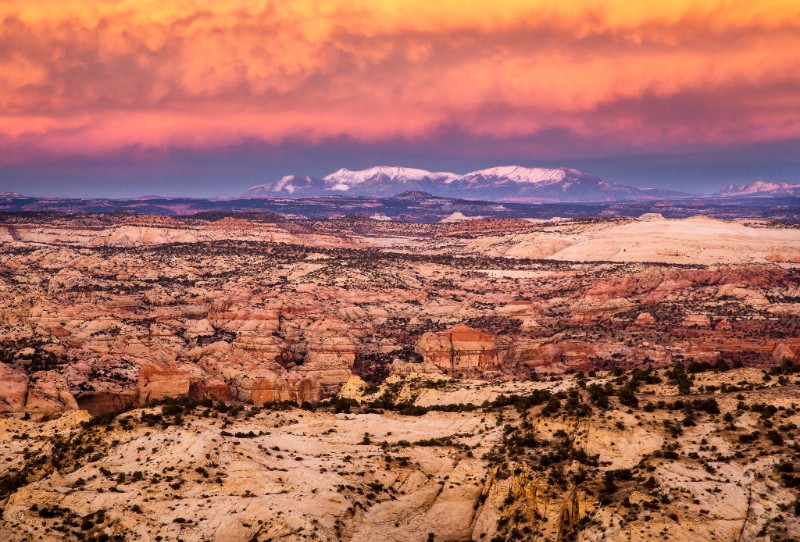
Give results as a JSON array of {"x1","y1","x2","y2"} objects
[{"x1": 0, "y1": 1, "x2": 799, "y2": 163}]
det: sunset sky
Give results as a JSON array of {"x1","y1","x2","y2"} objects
[{"x1": 1, "y1": 1, "x2": 799, "y2": 197}]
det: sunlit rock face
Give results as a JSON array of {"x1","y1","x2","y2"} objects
[
  {"x1": 137, "y1": 363, "x2": 191, "y2": 404},
  {"x1": 0, "y1": 364, "x2": 80, "y2": 421},
  {"x1": 24, "y1": 371, "x2": 80, "y2": 421},
  {"x1": 416, "y1": 324, "x2": 512, "y2": 377},
  {"x1": 0, "y1": 362, "x2": 28, "y2": 415}
]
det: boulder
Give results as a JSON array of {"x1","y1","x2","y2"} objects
[{"x1": 773, "y1": 342, "x2": 796, "y2": 363}]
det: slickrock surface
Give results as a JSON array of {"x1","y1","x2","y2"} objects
[
  {"x1": 438, "y1": 216, "x2": 800, "y2": 264},
  {"x1": 0, "y1": 369, "x2": 798, "y2": 541}
]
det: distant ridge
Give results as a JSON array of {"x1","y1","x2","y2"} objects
[
  {"x1": 0, "y1": 192, "x2": 797, "y2": 223},
  {"x1": 389, "y1": 191, "x2": 441, "y2": 201},
  {"x1": 242, "y1": 165, "x2": 688, "y2": 202}
]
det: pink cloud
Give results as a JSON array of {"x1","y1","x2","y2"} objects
[{"x1": 0, "y1": 1, "x2": 799, "y2": 164}]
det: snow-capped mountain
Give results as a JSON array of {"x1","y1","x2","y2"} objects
[
  {"x1": 241, "y1": 165, "x2": 686, "y2": 202},
  {"x1": 453, "y1": 166, "x2": 574, "y2": 184},
  {"x1": 243, "y1": 175, "x2": 325, "y2": 196},
  {"x1": 322, "y1": 166, "x2": 457, "y2": 195},
  {"x1": 241, "y1": 167, "x2": 457, "y2": 197},
  {"x1": 716, "y1": 181, "x2": 800, "y2": 198},
  {"x1": 439, "y1": 166, "x2": 652, "y2": 200}
]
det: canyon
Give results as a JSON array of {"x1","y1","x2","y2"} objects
[{"x1": 0, "y1": 211, "x2": 798, "y2": 541}]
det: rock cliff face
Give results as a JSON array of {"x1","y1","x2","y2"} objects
[
  {"x1": 0, "y1": 363, "x2": 28, "y2": 415},
  {"x1": 24, "y1": 371, "x2": 79, "y2": 421},
  {"x1": 245, "y1": 374, "x2": 324, "y2": 404},
  {"x1": 0, "y1": 364, "x2": 80, "y2": 421},
  {"x1": 184, "y1": 319, "x2": 358, "y2": 404},
  {"x1": 75, "y1": 391, "x2": 137, "y2": 416},
  {"x1": 136, "y1": 363, "x2": 191, "y2": 403},
  {"x1": 415, "y1": 324, "x2": 511, "y2": 377}
]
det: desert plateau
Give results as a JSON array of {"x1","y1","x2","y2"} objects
[
  {"x1": 0, "y1": 210, "x2": 798, "y2": 541},
  {"x1": 3, "y1": 2, "x2": 800, "y2": 540}
]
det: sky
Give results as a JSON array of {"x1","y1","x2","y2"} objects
[{"x1": 1, "y1": 0, "x2": 799, "y2": 198}]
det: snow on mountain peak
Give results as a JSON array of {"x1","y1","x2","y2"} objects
[
  {"x1": 746, "y1": 181, "x2": 790, "y2": 191},
  {"x1": 322, "y1": 166, "x2": 456, "y2": 188},
  {"x1": 240, "y1": 164, "x2": 691, "y2": 201},
  {"x1": 275, "y1": 175, "x2": 299, "y2": 191},
  {"x1": 462, "y1": 166, "x2": 573, "y2": 184}
]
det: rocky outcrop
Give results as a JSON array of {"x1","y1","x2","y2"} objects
[
  {"x1": 297, "y1": 317, "x2": 358, "y2": 396},
  {"x1": 682, "y1": 313, "x2": 711, "y2": 328},
  {"x1": 137, "y1": 363, "x2": 191, "y2": 403},
  {"x1": 0, "y1": 362, "x2": 28, "y2": 415},
  {"x1": 0, "y1": 364, "x2": 81, "y2": 420},
  {"x1": 773, "y1": 341, "x2": 796, "y2": 363},
  {"x1": 240, "y1": 373, "x2": 321, "y2": 404},
  {"x1": 188, "y1": 379, "x2": 234, "y2": 402},
  {"x1": 415, "y1": 324, "x2": 511, "y2": 377},
  {"x1": 183, "y1": 319, "x2": 357, "y2": 404},
  {"x1": 25, "y1": 371, "x2": 79, "y2": 420},
  {"x1": 634, "y1": 312, "x2": 656, "y2": 325},
  {"x1": 76, "y1": 391, "x2": 137, "y2": 416},
  {"x1": 715, "y1": 318, "x2": 733, "y2": 330},
  {"x1": 303, "y1": 318, "x2": 358, "y2": 368}
]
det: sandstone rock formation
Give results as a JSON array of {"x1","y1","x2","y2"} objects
[
  {"x1": 24, "y1": 371, "x2": 79, "y2": 420},
  {"x1": 136, "y1": 363, "x2": 191, "y2": 403},
  {"x1": 634, "y1": 312, "x2": 656, "y2": 325},
  {"x1": 0, "y1": 213, "x2": 798, "y2": 418},
  {"x1": 2, "y1": 369, "x2": 798, "y2": 541},
  {"x1": 682, "y1": 313, "x2": 711, "y2": 328},
  {"x1": 0, "y1": 362, "x2": 28, "y2": 415},
  {"x1": 415, "y1": 324, "x2": 511, "y2": 377},
  {"x1": 75, "y1": 391, "x2": 137, "y2": 416},
  {"x1": 772, "y1": 341, "x2": 796, "y2": 362},
  {"x1": 298, "y1": 317, "x2": 358, "y2": 396}
]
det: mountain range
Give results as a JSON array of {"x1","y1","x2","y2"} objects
[
  {"x1": 241, "y1": 166, "x2": 693, "y2": 202},
  {"x1": 2, "y1": 167, "x2": 798, "y2": 206}
]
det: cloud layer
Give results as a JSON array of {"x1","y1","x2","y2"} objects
[{"x1": 1, "y1": 0, "x2": 799, "y2": 165}]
